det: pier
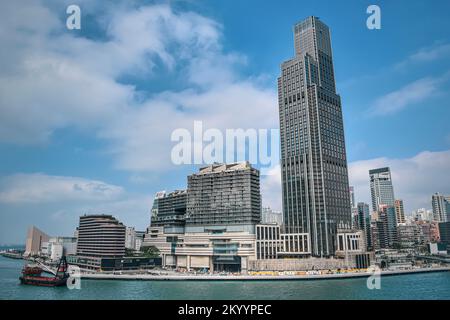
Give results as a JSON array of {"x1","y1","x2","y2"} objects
[{"x1": 79, "y1": 266, "x2": 450, "y2": 281}]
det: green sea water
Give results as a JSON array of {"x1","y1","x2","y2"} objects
[{"x1": 1, "y1": 256, "x2": 449, "y2": 300}]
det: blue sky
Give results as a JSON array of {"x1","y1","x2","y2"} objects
[{"x1": 1, "y1": 0, "x2": 450, "y2": 244}]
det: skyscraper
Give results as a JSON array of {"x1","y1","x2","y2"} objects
[
  {"x1": 432, "y1": 193, "x2": 449, "y2": 222},
  {"x1": 369, "y1": 167, "x2": 395, "y2": 212},
  {"x1": 357, "y1": 202, "x2": 372, "y2": 250},
  {"x1": 394, "y1": 199, "x2": 406, "y2": 224},
  {"x1": 278, "y1": 16, "x2": 351, "y2": 257}
]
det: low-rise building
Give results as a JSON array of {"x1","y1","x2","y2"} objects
[
  {"x1": 24, "y1": 226, "x2": 49, "y2": 257},
  {"x1": 335, "y1": 230, "x2": 366, "y2": 255},
  {"x1": 255, "y1": 224, "x2": 283, "y2": 260},
  {"x1": 144, "y1": 225, "x2": 256, "y2": 273},
  {"x1": 41, "y1": 236, "x2": 77, "y2": 261},
  {"x1": 375, "y1": 249, "x2": 414, "y2": 269},
  {"x1": 277, "y1": 233, "x2": 311, "y2": 258},
  {"x1": 428, "y1": 243, "x2": 447, "y2": 255}
]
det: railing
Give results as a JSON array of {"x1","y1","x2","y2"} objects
[{"x1": 35, "y1": 260, "x2": 57, "y2": 276}]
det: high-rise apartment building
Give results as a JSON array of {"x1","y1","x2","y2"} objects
[
  {"x1": 377, "y1": 205, "x2": 398, "y2": 249},
  {"x1": 76, "y1": 214, "x2": 126, "y2": 258},
  {"x1": 278, "y1": 16, "x2": 351, "y2": 257},
  {"x1": 186, "y1": 162, "x2": 261, "y2": 227},
  {"x1": 151, "y1": 190, "x2": 187, "y2": 233},
  {"x1": 369, "y1": 167, "x2": 395, "y2": 212},
  {"x1": 432, "y1": 193, "x2": 448, "y2": 222},
  {"x1": 394, "y1": 199, "x2": 406, "y2": 224}
]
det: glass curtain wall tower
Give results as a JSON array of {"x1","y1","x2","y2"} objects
[
  {"x1": 278, "y1": 17, "x2": 352, "y2": 257},
  {"x1": 369, "y1": 167, "x2": 395, "y2": 212}
]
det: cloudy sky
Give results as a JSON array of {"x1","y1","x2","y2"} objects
[{"x1": 1, "y1": 0, "x2": 450, "y2": 244}]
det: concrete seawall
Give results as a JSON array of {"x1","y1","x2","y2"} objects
[{"x1": 79, "y1": 267, "x2": 450, "y2": 281}]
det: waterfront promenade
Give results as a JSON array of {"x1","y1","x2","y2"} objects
[{"x1": 79, "y1": 266, "x2": 450, "y2": 281}]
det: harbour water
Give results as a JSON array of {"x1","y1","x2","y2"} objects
[{"x1": 1, "y1": 256, "x2": 449, "y2": 300}]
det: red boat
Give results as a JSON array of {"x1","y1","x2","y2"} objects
[
  {"x1": 20, "y1": 256, "x2": 69, "y2": 287},
  {"x1": 22, "y1": 266, "x2": 43, "y2": 276}
]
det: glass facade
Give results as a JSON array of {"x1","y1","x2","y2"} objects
[{"x1": 279, "y1": 17, "x2": 351, "y2": 257}]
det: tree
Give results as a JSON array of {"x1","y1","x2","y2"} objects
[{"x1": 140, "y1": 246, "x2": 160, "y2": 258}]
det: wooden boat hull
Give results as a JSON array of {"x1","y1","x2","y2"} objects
[{"x1": 19, "y1": 275, "x2": 69, "y2": 287}]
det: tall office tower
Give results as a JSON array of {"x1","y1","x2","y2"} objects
[
  {"x1": 278, "y1": 16, "x2": 351, "y2": 257},
  {"x1": 186, "y1": 162, "x2": 261, "y2": 227},
  {"x1": 357, "y1": 202, "x2": 372, "y2": 250},
  {"x1": 369, "y1": 167, "x2": 395, "y2": 212},
  {"x1": 394, "y1": 199, "x2": 406, "y2": 224},
  {"x1": 432, "y1": 193, "x2": 448, "y2": 222},
  {"x1": 76, "y1": 214, "x2": 126, "y2": 258}
]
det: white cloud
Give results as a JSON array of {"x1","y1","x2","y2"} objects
[
  {"x1": 0, "y1": 173, "x2": 123, "y2": 204},
  {"x1": 369, "y1": 77, "x2": 440, "y2": 116},
  {"x1": 0, "y1": 172, "x2": 152, "y2": 242},
  {"x1": 0, "y1": 1, "x2": 277, "y2": 174},
  {"x1": 260, "y1": 164, "x2": 282, "y2": 212},
  {"x1": 396, "y1": 42, "x2": 450, "y2": 69},
  {"x1": 101, "y1": 82, "x2": 277, "y2": 171}
]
